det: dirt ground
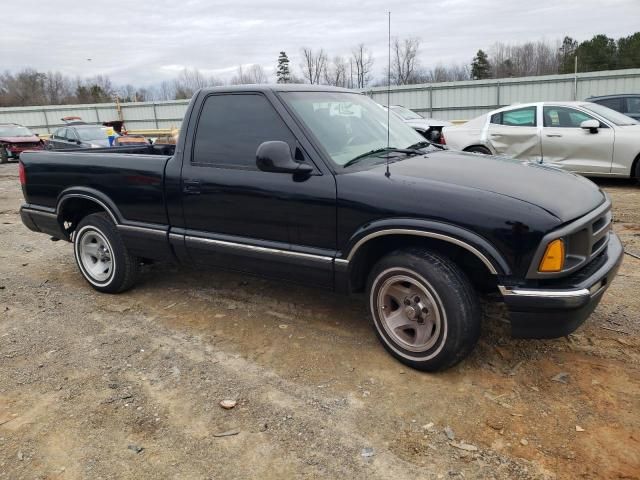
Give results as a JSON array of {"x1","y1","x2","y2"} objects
[{"x1": 1, "y1": 163, "x2": 639, "y2": 480}]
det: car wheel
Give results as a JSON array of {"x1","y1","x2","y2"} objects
[
  {"x1": 465, "y1": 145, "x2": 492, "y2": 155},
  {"x1": 73, "y1": 212, "x2": 139, "y2": 293},
  {"x1": 367, "y1": 248, "x2": 481, "y2": 371},
  {"x1": 0, "y1": 147, "x2": 7, "y2": 164}
]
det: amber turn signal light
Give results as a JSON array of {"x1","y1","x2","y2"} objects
[{"x1": 538, "y1": 239, "x2": 565, "y2": 272}]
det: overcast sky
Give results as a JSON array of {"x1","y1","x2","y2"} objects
[{"x1": 2, "y1": 0, "x2": 639, "y2": 86}]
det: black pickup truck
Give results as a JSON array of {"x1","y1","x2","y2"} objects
[{"x1": 19, "y1": 85, "x2": 623, "y2": 371}]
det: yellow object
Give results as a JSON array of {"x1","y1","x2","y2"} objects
[
  {"x1": 539, "y1": 239, "x2": 565, "y2": 272},
  {"x1": 106, "y1": 127, "x2": 115, "y2": 137}
]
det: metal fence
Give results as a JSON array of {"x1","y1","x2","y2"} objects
[
  {"x1": 1, "y1": 68, "x2": 640, "y2": 133},
  {"x1": 364, "y1": 68, "x2": 640, "y2": 120},
  {"x1": 0, "y1": 100, "x2": 189, "y2": 134}
]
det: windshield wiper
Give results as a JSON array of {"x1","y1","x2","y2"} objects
[{"x1": 343, "y1": 147, "x2": 423, "y2": 168}]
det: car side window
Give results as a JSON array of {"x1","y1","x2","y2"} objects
[
  {"x1": 543, "y1": 106, "x2": 597, "y2": 128},
  {"x1": 626, "y1": 97, "x2": 640, "y2": 115},
  {"x1": 53, "y1": 128, "x2": 66, "y2": 139},
  {"x1": 192, "y1": 94, "x2": 296, "y2": 169},
  {"x1": 490, "y1": 107, "x2": 536, "y2": 127},
  {"x1": 66, "y1": 129, "x2": 78, "y2": 141},
  {"x1": 594, "y1": 98, "x2": 622, "y2": 112}
]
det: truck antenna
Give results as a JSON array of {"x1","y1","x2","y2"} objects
[{"x1": 385, "y1": 11, "x2": 391, "y2": 178}]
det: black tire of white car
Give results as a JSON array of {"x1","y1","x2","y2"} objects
[
  {"x1": 367, "y1": 248, "x2": 481, "y2": 371},
  {"x1": 0, "y1": 147, "x2": 8, "y2": 164},
  {"x1": 73, "y1": 212, "x2": 139, "y2": 293},
  {"x1": 465, "y1": 146, "x2": 491, "y2": 155}
]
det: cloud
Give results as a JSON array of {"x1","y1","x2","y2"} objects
[{"x1": 2, "y1": 0, "x2": 639, "y2": 86}]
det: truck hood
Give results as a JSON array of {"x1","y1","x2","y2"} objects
[
  {"x1": 364, "y1": 150, "x2": 605, "y2": 222},
  {"x1": 404, "y1": 118, "x2": 452, "y2": 129}
]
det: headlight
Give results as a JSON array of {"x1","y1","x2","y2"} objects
[{"x1": 538, "y1": 238, "x2": 565, "y2": 272}]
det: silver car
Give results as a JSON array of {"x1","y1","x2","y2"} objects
[
  {"x1": 387, "y1": 105, "x2": 451, "y2": 143},
  {"x1": 442, "y1": 101, "x2": 640, "y2": 178}
]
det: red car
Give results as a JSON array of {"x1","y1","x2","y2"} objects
[{"x1": 0, "y1": 123, "x2": 44, "y2": 163}]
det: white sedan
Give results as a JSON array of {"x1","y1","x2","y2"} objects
[{"x1": 442, "y1": 101, "x2": 640, "y2": 178}]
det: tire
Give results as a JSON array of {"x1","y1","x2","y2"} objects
[
  {"x1": 0, "y1": 147, "x2": 7, "y2": 164},
  {"x1": 465, "y1": 145, "x2": 491, "y2": 155},
  {"x1": 73, "y1": 212, "x2": 139, "y2": 293},
  {"x1": 366, "y1": 248, "x2": 481, "y2": 371}
]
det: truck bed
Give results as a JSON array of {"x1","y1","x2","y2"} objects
[{"x1": 20, "y1": 149, "x2": 172, "y2": 226}]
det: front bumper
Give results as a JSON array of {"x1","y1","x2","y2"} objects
[
  {"x1": 5, "y1": 145, "x2": 43, "y2": 158},
  {"x1": 500, "y1": 232, "x2": 623, "y2": 338}
]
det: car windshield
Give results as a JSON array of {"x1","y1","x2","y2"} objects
[
  {"x1": 581, "y1": 103, "x2": 639, "y2": 126},
  {"x1": 0, "y1": 125, "x2": 34, "y2": 137},
  {"x1": 282, "y1": 92, "x2": 426, "y2": 167},
  {"x1": 390, "y1": 105, "x2": 424, "y2": 121},
  {"x1": 77, "y1": 127, "x2": 113, "y2": 141}
]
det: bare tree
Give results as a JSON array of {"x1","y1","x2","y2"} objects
[
  {"x1": 300, "y1": 48, "x2": 327, "y2": 84},
  {"x1": 490, "y1": 40, "x2": 561, "y2": 78},
  {"x1": 173, "y1": 68, "x2": 222, "y2": 99},
  {"x1": 231, "y1": 64, "x2": 268, "y2": 85},
  {"x1": 392, "y1": 37, "x2": 421, "y2": 85},
  {"x1": 324, "y1": 56, "x2": 348, "y2": 87},
  {"x1": 351, "y1": 43, "x2": 374, "y2": 88}
]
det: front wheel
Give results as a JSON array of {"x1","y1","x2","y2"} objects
[
  {"x1": 73, "y1": 213, "x2": 139, "y2": 293},
  {"x1": 465, "y1": 145, "x2": 492, "y2": 155},
  {"x1": 367, "y1": 248, "x2": 481, "y2": 371}
]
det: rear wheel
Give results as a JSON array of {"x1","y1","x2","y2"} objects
[
  {"x1": 465, "y1": 145, "x2": 491, "y2": 155},
  {"x1": 367, "y1": 248, "x2": 481, "y2": 371},
  {"x1": 73, "y1": 213, "x2": 139, "y2": 293}
]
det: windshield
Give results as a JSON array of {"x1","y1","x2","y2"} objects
[
  {"x1": 390, "y1": 105, "x2": 424, "y2": 121},
  {"x1": 0, "y1": 125, "x2": 34, "y2": 137},
  {"x1": 282, "y1": 92, "x2": 426, "y2": 166},
  {"x1": 581, "y1": 103, "x2": 638, "y2": 126},
  {"x1": 77, "y1": 127, "x2": 115, "y2": 141}
]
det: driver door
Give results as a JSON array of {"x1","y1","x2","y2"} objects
[{"x1": 541, "y1": 106, "x2": 614, "y2": 174}]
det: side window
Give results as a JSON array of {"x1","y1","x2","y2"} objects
[
  {"x1": 626, "y1": 97, "x2": 640, "y2": 115},
  {"x1": 490, "y1": 107, "x2": 536, "y2": 127},
  {"x1": 595, "y1": 98, "x2": 622, "y2": 112},
  {"x1": 193, "y1": 94, "x2": 296, "y2": 169},
  {"x1": 66, "y1": 129, "x2": 78, "y2": 141},
  {"x1": 54, "y1": 128, "x2": 66, "y2": 139},
  {"x1": 543, "y1": 106, "x2": 595, "y2": 128}
]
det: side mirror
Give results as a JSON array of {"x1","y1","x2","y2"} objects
[
  {"x1": 580, "y1": 119, "x2": 600, "y2": 133},
  {"x1": 256, "y1": 141, "x2": 313, "y2": 174}
]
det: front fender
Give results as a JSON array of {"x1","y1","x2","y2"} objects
[{"x1": 339, "y1": 217, "x2": 511, "y2": 276}]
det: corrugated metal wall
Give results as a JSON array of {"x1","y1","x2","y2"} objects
[
  {"x1": 364, "y1": 68, "x2": 640, "y2": 120},
  {"x1": 1, "y1": 68, "x2": 639, "y2": 132},
  {"x1": 0, "y1": 100, "x2": 189, "y2": 134}
]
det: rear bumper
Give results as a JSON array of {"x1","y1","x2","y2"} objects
[
  {"x1": 500, "y1": 232, "x2": 624, "y2": 338},
  {"x1": 20, "y1": 205, "x2": 66, "y2": 239}
]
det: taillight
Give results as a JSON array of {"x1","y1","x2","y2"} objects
[{"x1": 19, "y1": 162, "x2": 26, "y2": 185}]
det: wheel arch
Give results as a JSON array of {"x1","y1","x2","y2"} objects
[
  {"x1": 463, "y1": 144, "x2": 493, "y2": 154},
  {"x1": 343, "y1": 223, "x2": 510, "y2": 294},
  {"x1": 632, "y1": 151, "x2": 640, "y2": 179},
  {"x1": 56, "y1": 188, "x2": 121, "y2": 238}
]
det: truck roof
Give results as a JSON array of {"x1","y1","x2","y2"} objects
[{"x1": 198, "y1": 84, "x2": 356, "y2": 95}]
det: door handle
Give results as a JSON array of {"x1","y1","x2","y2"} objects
[
  {"x1": 183, "y1": 180, "x2": 201, "y2": 195},
  {"x1": 546, "y1": 134, "x2": 563, "y2": 138}
]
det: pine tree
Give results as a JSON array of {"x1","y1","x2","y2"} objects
[
  {"x1": 471, "y1": 50, "x2": 491, "y2": 80},
  {"x1": 276, "y1": 51, "x2": 291, "y2": 84}
]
